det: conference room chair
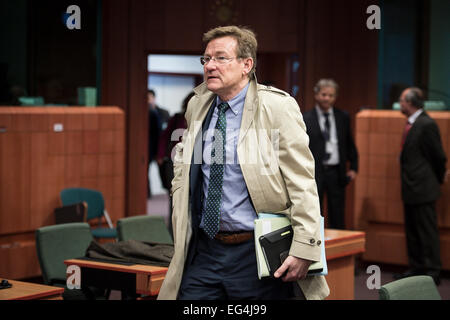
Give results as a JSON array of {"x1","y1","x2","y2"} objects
[
  {"x1": 60, "y1": 187, "x2": 117, "y2": 240},
  {"x1": 54, "y1": 201, "x2": 87, "y2": 224},
  {"x1": 117, "y1": 215, "x2": 173, "y2": 244},
  {"x1": 378, "y1": 275, "x2": 442, "y2": 300},
  {"x1": 35, "y1": 222, "x2": 108, "y2": 300}
]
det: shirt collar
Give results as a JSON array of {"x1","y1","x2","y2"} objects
[
  {"x1": 315, "y1": 105, "x2": 334, "y2": 117},
  {"x1": 408, "y1": 108, "x2": 423, "y2": 124},
  {"x1": 216, "y1": 82, "x2": 250, "y2": 116}
]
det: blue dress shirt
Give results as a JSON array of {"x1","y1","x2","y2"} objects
[{"x1": 200, "y1": 83, "x2": 257, "y2": 232}]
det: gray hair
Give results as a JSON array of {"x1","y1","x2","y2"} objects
[
  {"x1": 203, "y1": 25, "x2": 257, "y2": 79},
  {"x1": 314, "y1": 79, "x2": 339, "y2": 94},
  {"x1": 404, "y1": 87, "x2": 424, "y2": 108}
]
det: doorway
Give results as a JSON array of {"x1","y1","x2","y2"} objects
[{"x1": 147, "y1": 54, "x2": 203, "y2": 200}]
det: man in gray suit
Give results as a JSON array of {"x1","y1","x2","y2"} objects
[{"x1": 394, "y1": 87, "x2": 448, "y2": 285}]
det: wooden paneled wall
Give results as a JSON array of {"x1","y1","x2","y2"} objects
[
  {"x1": 298, "y1": 1, "x2": 379, "y2": 229},
  {"x1": 101, "y1": 0, "x2": 379, "y2": 224},
  {"x1": 299, "y1": 0, "x2": 379, "y2": 114},
  {"x1": 0, "y1": 107, "x2": 125, "y2": 279},
  {"x1": 354, "y1": 110, "x2": 450, "y2": 269}
]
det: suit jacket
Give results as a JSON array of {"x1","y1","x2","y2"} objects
[
  {"x1": 400, "y1": 111, "x2": 447, "y2": 205},
  {"x1": 148, "y1": 108, "x2": 162, "y2": 161},
  {"x1": 156, "y1": 106, "x2": 170, "y2": 126},
  {"x1": 303, "y1": 107, "x2": 358, "y2": 186},
  {"x1": 157, "y1": 78, "x2": 329, "y2": 300}
]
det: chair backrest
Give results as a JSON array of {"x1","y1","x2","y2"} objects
[
  {"x1": 117, "y1": 215, "x2": 173, "y2": 244},
  {"x1": 379, "y1": 275, "x2": 441, "y2": 300},
  {"x1": 54, "y1": 202, "x2": 87, "y2": 224},
  {"x1": 60, "y1": 188, "x2": 104, "y2": 220},
  {"x1": 36, "y1": 223, "x2": 93, "y2": 285}
]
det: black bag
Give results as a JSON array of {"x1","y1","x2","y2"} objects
[
  {"x1": 258, "y1": 225, "x2": 293, "y2": 277},
  {"x1": 54, "y1": 202, "x2": 86, "y2": 224}
]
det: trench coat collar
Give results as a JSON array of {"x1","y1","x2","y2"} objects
[{"x1": 192, "y1": 77, "x2": 258, "y2": 146}]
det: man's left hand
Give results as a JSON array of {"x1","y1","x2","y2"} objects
[{"x1": 274, "y1": 256, "x2": 312, "y2": 282}]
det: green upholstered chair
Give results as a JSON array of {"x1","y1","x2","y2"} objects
[
  {"x1": 117, "y1": 215, "x2": 173, "y2": 244},
  {"x1": 379, "y1": 275, "x2": 441, "y2": 300},
  {"x1": 36, "y1": 223, "x2": 92, "y2": 285},
  {"x1": 35, "y1": 222, "x2": 107, "y2": 299},
  {"x1": 60, "y1": 188, "x2": 117, "y2": 240}
]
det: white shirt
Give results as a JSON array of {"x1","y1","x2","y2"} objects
[
  {"x1": 408, "y1": 108, "x2": 423, "y2": 125},
  {"x1": 315, "y1": 105, "x2": 340, "y2": 165}
]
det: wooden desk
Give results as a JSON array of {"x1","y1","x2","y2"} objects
[
  {"x1": 324, "y1": 229, "x2": 366, "y2": 300},
  {"x1": 0, "y1": 279, "x2": 64, "y2": 300},
  {"x1": 66, "y1": 230, "x2": 364, "y2": 300},
  {"x1": 64, "y1": 259, "x2": 167, "y2": 297}
]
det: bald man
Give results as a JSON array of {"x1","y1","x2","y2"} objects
[{"x1": 394, "y1": 87, "x2": 447, "y2": 285}]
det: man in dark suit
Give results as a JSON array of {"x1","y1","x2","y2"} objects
[
  {"x1": 148, "y1": 89, "x2": 170, "y2": 128},
  {"x1": 303, "y1": 79, "x2": 358, "y2": 229},
  {"x1": 147, "y1": 89, "x2": 170, "y2": 198},
  {"x1": 394, "y1": 87, "x2": 447, "y2": 285}
]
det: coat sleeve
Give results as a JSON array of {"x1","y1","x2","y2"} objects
[{"x1": 273, "y1": 96, "x2": 322, "y2": 262}]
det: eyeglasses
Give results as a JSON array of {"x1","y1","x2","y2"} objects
[{"x1": 200, "y1": 56, "x2": 237, "y2": 65}]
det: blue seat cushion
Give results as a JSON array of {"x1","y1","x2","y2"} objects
[{"x1": 91, "y1": 228, "x2": 117, "y2": 239}]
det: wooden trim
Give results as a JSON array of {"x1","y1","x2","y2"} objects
[
  {"x1": 136, "y1": 272, "x2": 165, "y2": 296},
  {"x1": 324, "y1": 229, "x2": 366, "y2": 260},
  {"x1": 64, "y1": 259, "x2": 168, "y2": 276},
  {"x1": 327, "y1": 249, "x2": 365, "y2": 261},
  {"x1": 15, "y1": 292, "x2": 63, "y2": 301},
  {"x1": 2, "y1": 280, "x2": 64, "y2": 300},
  {"x1": 64, "y1": 258, "x2": 167, "y2": 296},
  {"x1": 325, "y1": 229, "x2": 365, "y2": 245}
]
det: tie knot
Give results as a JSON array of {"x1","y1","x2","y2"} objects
[
  {"x1": 323, "y1": 112, "x2": 330, "y2": 118},
  {"x1": 218, "y1": 102, "x2": 228, "y2": 113}
]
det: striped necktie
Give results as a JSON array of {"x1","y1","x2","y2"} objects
[{"x1": 203, "y1": 102, "x2": 228, "y2": 239}]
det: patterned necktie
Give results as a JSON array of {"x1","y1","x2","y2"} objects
[
  {"x1": 203, "y1": 102, "x2": 228, "y2": 239},
  {"x1": 323, "y1": 112, "x2": 331, "y2": 161}
]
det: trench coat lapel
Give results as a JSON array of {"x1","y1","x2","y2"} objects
[{"x1": 238, "y1": 79, "x2": 258, "y2": 146}]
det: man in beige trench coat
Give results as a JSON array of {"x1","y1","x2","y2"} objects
[{"x1": 158, "y1": 26, "x2": 329, "y2": 300}]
